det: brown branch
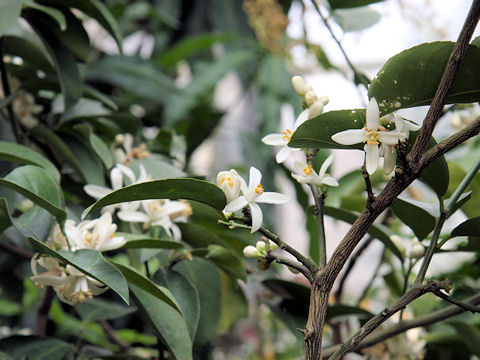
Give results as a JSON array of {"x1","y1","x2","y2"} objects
[
  {"x1": 432, "y1": 290, "x2": 480, "y2": 313},
  {"x1": 361, "y1": 166, "x2": 375, "y2": 208},
  {"x1": 274, "y1": 256, "x2": 313, "y2": 282},
  {"x1": 408, "y1": 0, "x2": 480, "y2": 163},
  {"x1": 329, "y1": 280, "x2": 453, "y2": 359},
  {"x1": 322, "y1": 292, "x2": 480, "y2": 358},
  {"x1": 34, "y1": 287, "x2": 55, "y2": 335},
  {"x1": 98, "y1": 319, "x2": 130, "y2": 353}
]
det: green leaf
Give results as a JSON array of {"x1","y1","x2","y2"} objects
[
  {"x1": 0, "y1": 165, "x2": 65, "y2": 225},
  {"x1": 0, "y1": 335, "x2": 74, "y2": 360},
  {"x1": 10, "y1": 205, "x2": 53, "y2": 242},
  {"x1": 111, "y1": 262, "x2": 181, "y2": 313},
  {"x1": 119, "y1": 233, "x2": 184, "y2": 250},
  {"x1": 218, "y1": 272, "x2": 247, "y2": 333},
  {"x1": 328, "y1": 0, "x2": 385, "y2": 9},
  {"x1": 324, "y1": 206, "x2": 404, "y2": 261},
  {"x1": 332, "y1": 7, "x2": 380, "y2": 32},
  {"x1": 130, "y1": 284, "x2": 193, "y2": 360},
  {"x1": 174, "y1": 258, "x2": 222, "y2": 345},
  {"x1": 0, "y1": 1, "x2": 22, "y2": 36},
  {"x1": 73, "y1": 124, "x2": 113, "y2": 169},
  {"x1": 27, "y1": 238, "x2": 130, "y2": 304},
  {"x1": 24, "y1": 1, "x2": 67, "y2": 30},
  {"x1": 154, "y1": 269, "x2": 201, "y2": 341},
  {"x1": 22, "y1": 9, "x2": 82, "y2": 109},
  {"x1": 0, "y1": 198, "x2": 12, "y2": 234},
  {"x1": 392, "y1": 198, "x2": 436, "y2": 240},
  {"x1": 75, "y1": 298, "x2": 137, "y2": 322},
  {"x1": 83, "y1": 178, "x2": 226, "y2": 218},
  {"x1": 193, "y1": 244, "x2": 247, "y2": 281},
  {"x1": 177, "y1": 222, "x2": 226, "y2": 249},
  {"x1": 130, "y1": 158, "x2": 185, "y2": 180},
  {"x1": 445, "y1": 161, "x2": 480, "y2": 218},
  {"x1": 2, "y1": 35, "x2": 54, "y2": 73},
  {"x1": 0, "y1": 141, "x2": 60, "y2": 182},
  {"x1": 369, "y1": 42, "x2": 480, "y2": 115},
  {"x1": 451, "y1": 216, "x2": 480, "y2": 238}
]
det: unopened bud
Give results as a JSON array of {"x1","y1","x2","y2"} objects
[
  {"x1": 269, "y1": 242, "x2": 278, "y2": 251},
  {"x1": 409, "y1": 238, "x2": 424, "y2": 259},
  {"x1": 115, "y1": 134, "x2": 125, "y2": 145},
  {"x1": 287, "y1": 266, "x2": 300, "y2": 274},
  {"x1": 305, "y1": 91, "x2": 318, "y2": 107},
  {"x1": 292, "y1": 76, "x2": 305, "y2": 95},
  {"x1": 243, "y1": 245, "x2": 262, "y2": 259},
  {"x1": 319, "y1": 96, "x2": 329, "y2": 105},
  {"x1": 308, "y1": 100, "x2": 325, "y2": 119},
  {"x1": 390, "y1": 235, "x2": 405, "y2": 255},
  {"x1": 303, "y1": 84, "x2": 313, "y2": 93},
  {"x1": 256, "y1": 241, "x2": 267, "y2": 253}
]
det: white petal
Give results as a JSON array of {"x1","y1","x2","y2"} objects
[
  {"x1": 94, "y1": 212, "x2": 113, "y2": 242},
  {"x1": 116, "y1": 163, "x2": 136, "y2": 184},
  {"x1": 84, "y1": 185, "x2": 111, "y2": 199},
  {"x1": 378, "y1": 131, "x2": 406, "y2": 145},
  {"x1": 117, "y1": 210, "x2": 150, "y2": 223},
  {"x1": 331, "y1": 129, "x2": 365, "y2": 145},
  {"x1": 293, "y1": 109, "x2": 309, "y2": 129},
  {"x1": 224, "y1": 196, "x2": 248, "y2": 213},
  {"x1": 364, "y1": 144, "x2": 379, "y2": 175},
  {"x1": 319, "y1": 153, "x2": 334, "y2": 178},
  {"x1": 366, "y1": 98, "x2": 380, "y2": 129},
  {"x1": 403, "y1": 119, "x2": 421, "y2": 131},
  {"x1": 293, "y1": 160, "x2": 308, "y2": 172},
  {"x1": 276, "y1": 147, "x2": 292, "y2": 163},
  {"x1": 249, "y1": 203, "x2": 263, "y2": 233},
  {"x1": 123, "y1": 133, "x2": 134, "y2": 153},
  {"x1": 137, "y1": 164, "x2": 149, "y2": 183},
  {"x1": 248, "y1": 167, "x2": 262, "y2": 193},
  {"x1": 256, "y1": 192, "x2": 290, "y2": 204},
  {"x1": 321, "y1": 176, "x2": 339, "y2": 187},
  {"x1": 383, "y1": 145, "x2": 397, "y2": 175},
  {"x1": 110, "y1": 167, "x2": 123, "y2": 190},
  {"x1": 291, "y1": 173, "x2": 308, "y2": 184},
  {"x1": 98, "y1": 236, "x2": 126, "y2": 251},
  {"x1": 261, "y1": 134, "x2": 286, "y2": 146}
]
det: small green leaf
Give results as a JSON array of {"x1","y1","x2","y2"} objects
[
  {"x1": 194, "y1": 245, "x2": 247, "y2": 281},
  {"x1": 111, "y1": 262, "x2": 181, "y2": 313},
  {"x1": 73, "y1": 124, "x2": 113, "y2": 169},
  {"x1": 369, "y1": 42, "x2": 480, "y2": 115},
  {"x1": 83, "y1": 178, "x2": 226, "y2": 218},
  {"x1": 154, "y1": 269, "x2": 201, "y2": 341},
  {"x1": 328, "y1": 0, "x2": 385, "y2": 9},
  {"x1": 2, "y1": 35, "x2": 54, "y2": 73},
  {"x1": 0, "y1": 198, "x2": 13, "y2": 234},
  {"x1": 0, "y1": 1, "x2": 22, "y2": 36},
  {"x1": 23, "y1": 1, "x2": 67, "y2": 30},
  {"x1": 178, "y1": 222, "x2": 226, "y2": 249},
  {"x1": 75, "y1": 298, "x2": 137, "y2": 322},
  {"x1": 392, "y1": 198, "x2": 436, "y2": 240},
  {"x1": 451, "y1": 217, "x2": 480, "y2": 238},
  {"x1": 324, "y1": 206, "x2": 404, "y2": 261},
  {"x1": 0, "y1": 165, "x2": 65, "y2": 226},
  {"x1": 0, "y1": 335, "x2": 74, "y2": 360},
  {"x1": 130, "y1": 284, "x2": 193, "y2": 360},
  {"x1": 0, "y1": 141, "x2": 60, "y2": 182},
  {"x1": 28, "y1": 238, "x2": 130, "y2": 304}
]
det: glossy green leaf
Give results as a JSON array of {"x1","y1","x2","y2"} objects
[
  {"x1": 119, "y1": 233, "x2": 184, "y2": 250},
  {"x1": 130, "y1": 157, "x2": 185, "y2": 180},
  {"x1": 174, "y1": 258, "x2": 222, "y2": 345},
  {"x1": 0, "y1": 165, "x2": 65, "y2": 225},
  {"x1": 324, "y1": 206, "x2": 404, "y2": 261},
  {"x1": 328, "y1": 0, "x2": 384, "y2": 9},
  {"x1": 2, "y1": 35, "x2": 54, "y2": 73},
  {"x1": 28, "y1": 238, "x2": 130, "y2": 304},
  {"x1": 369, "y1": 42, "x2": 480, "y2": 115},
  {"x1": 218, "y1": 272, "x2": 248, "y2": 333},
  {"x1": 0, "y1": 141, "x2": 59, "y2": 182},
  {"x1": 0, "y1": 198, "x2": 12, "y2": 234},
  {"x1": 82, "y1": 84, "x2": 118, "y2": 111},
  {"x1": 24, "y1": 1, "x2": 67, "y2": 30},
  {"x1": 130, "y1": 284, "x2": 193, "y2": 360},
  {"x1": 111, "y1": 262, "x2": 181, "y2": 313},
  {"x1": 57, "y1": 8, "x2": 91, "y2": 62},
  {"x1": 178, "y1": 222, "x2": 226, "y2": 249},
  {"x1": 75, "y1": 298, "x2": 137, "y2": 322},
  {"x1": 154, "y1": 269, "x2": 200, "y2": 341},
  {"x1": 451, "y1": 217, "x2": 480, "y2": 238},
  {"x1": 73, "y1": 124, "x2": 113, "y2": 169},
  {"x1": 0, "y1": 1, "x2": 22, "y2": 36},
  {"x1": 392, "y1": 198, "x2": 436, "y2": 240},
  {"x1": 23, "y1": 9, "x2": 82, "y2": 109},
  {"x1": 193, "y1": 245, "x2": 247, "y2": 281},
  {"x1": 0, "y1": 335, "x2": 74, "y2": 360},
  {"x1": 83, "y1": 178, "x2": 226, "y2": 218},
  {"x1": 9, "y1": 205, "x2": 53, "y2": 242}
]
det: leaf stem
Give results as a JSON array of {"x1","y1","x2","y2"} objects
[{"x1": 310, "y1": 185, "x2": 327, "y2": 268}]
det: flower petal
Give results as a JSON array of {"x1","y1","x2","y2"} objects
[
  {"x1": 224, "y1": 196, "x2": 248, "y2": 213},
  {"x1": 84, "y1": 185, "x2": 111, "y2": 199},
  {"x1": 378, "y1": 131, "x2": 406, "y2": 145},
  {"x1": 382, "y1": 145, "x2": 397, "y2": 175},
  {"x1": 117, "y1": 210, "x2": 150, "y2": 223},
  {"x1": 293, "y1": 160, "x2": 308, "y2": 173},
  {"x1": 256, "y1": 192, "x2": 290, "y2": 204},
  {"x1": 249, "y1": 203, "x2": 263, "y2": 233},
  {"x1": 110, "y1": 167, "x2": 124, "y2": 190},
  {"x1": 293, "y1": 109, "x2": 310, "y2": 129},
  {"x1": 364, "y1": 143, "x2": 379, "y2": 175},
  {"x1": 261, "y1": 134, "x2": 286, "y2": 146},
  {"x1": 97, "y1": 236, "x2": 126, "y2": 251},
  {"x1": 321, "y1": 176, "x2": 339, "y2": 187},
  {"x1": 276, "y1": 147, "x2": 292, "y2": 163},
  {"x1": 319, "y1": 153, "x2": 334, "y2": 178},
  {"x1": 248, "y1": 167, "x2": 262, "y2": 192},
  {"x1": 366, "y1": 98, "x2": 380, "y2": 129},
  {"x1": 331, "y1": 129, "x2": 365, "y2": 145}
]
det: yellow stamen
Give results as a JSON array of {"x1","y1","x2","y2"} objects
[
  {"x1": 364, "y1": 128, "x2": 379, "y2": 145},
  {"x1": 303, "y1": 165, "x2": 313, "y2": 176},
  {"x1": 255, "y1": 184, "x2": 264, "y2": 195},
  {"x1": 220, "y1": 176, "x2": 234, "y2": 188},
  {"x1": 282, "y1": 128, "x2": 293, "y2": 142}
]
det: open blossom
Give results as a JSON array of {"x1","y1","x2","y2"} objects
[
  {"x1": 291, "y1": 153, "x2": 338, "y2": 188},
  {"x1": 217, "y1": 169, "x2": 242, "y2": 203},
  {"x1": 113, "y1": 133, "x2": 151, "y2": 165},
  {"x1": 224, "y1": 167, "x2": 289, "y2": 233},
  {"x1": 331, "y1": 98, "x2": 406, "y2": 175}
]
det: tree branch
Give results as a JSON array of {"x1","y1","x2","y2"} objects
[
  {"x1": 34, "y1": 287, "x2": 55, "y2": 335},
  {"x1": 322, "y1": 292, "x2": 480, "y2": 358},
  {"x1": 432, "y1": 290, "x2": 480, "y2": 313},
  {"x1": 274, "y1": 256, "x2": 313, "y2": 282}
]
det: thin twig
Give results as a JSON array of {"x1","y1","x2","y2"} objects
[
  {"x1": 0, "y1": 241, "x2": 34, "y2": 259},
  {"x1": 361, "y1": 166, "x2": 375, "y2": 208},
  {"x1": 98, "y1": 319, "x2": 130, "y2": 353},
  {"x1": 34, "y1": 287, "x2": 55, "y2": 335},
  {"x1": 355, "y1": 246, "x2": 385, "y2": 307},
  {"x1": 432, "y1": 290, "x2": 480, "y2": 313},
  {"x1": 274, "y1": 256, "x2": 313, "y2": 282}
]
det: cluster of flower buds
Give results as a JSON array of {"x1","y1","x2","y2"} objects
[
  {"x1": 243, "y1": 240, "x2": 278, "y2": 259},
  {"x1": 291, "y1": 75, "x2": 329, "y2": 120}
]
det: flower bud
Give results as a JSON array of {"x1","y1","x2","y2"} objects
[
  {"x1": 409, "y1": 238, "x2": 424, "y2": 259},
  {"x1": 390, "y1": 235, "x2": 405, "y2": 255},
  {"x1": 305, "y1": 91, "x2": 318, "y2": 107},
  {"x1": 303, "y1": 84, "x2": 313, "y2": 93},
  {"x1": 269, "y1": 242, "x2": 278, "y2": 251},
  {"x1": 291, "y1": 76, "x2": 305, "y2": 95},
  {"x1": 256, "y1": 241, "x2": 267, "y2": 253},
  {"x1": 308, "y1": 100, "x2": 325, "y2": 119},
  {"x1": 319, "y1": 96, "x2": 329, "y2": 105},
  {"x1": 287, "y1": 266, "x2": 300, "y2": 274},
  {"x1": 243, "y1": 245, "x2": 262, "y2": 258},
  {"x1": 217, "y1": 169, "x2": 242, "y2": 203},
  {"x1": 114, "y1": 133, "x2": 125, "y2": 145}
]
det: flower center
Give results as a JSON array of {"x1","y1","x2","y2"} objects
[
  {"x1": 364, "y1": 128, "x2": 379, "y2": 145},
  {"x1": 303, "y1": 165, "x2": 313, "y2": 176},
  {"x1": 220, "y1": 176, "x2": 234, "y2": 188},
  {"x1": 255, "y1": 184, "x2": 264, "y2": 195},
  {"x1": 282, "y1": 128, "x2": 293, "y2": 142}
]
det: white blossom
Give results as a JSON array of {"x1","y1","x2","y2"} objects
[
  {"x1": 291, "y1": 153, "x2": 338, "y2": 188},
  {"x1": 216, "y1": 169, "x2": 242, "y2": 203}
]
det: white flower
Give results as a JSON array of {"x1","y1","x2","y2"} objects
[
  {"x1": 291, "y1": 153, "x2": 338, "y2": 188},
  {"x1": 331, "y1": 98, "x2": 406, "y2": 175},
  {"x1": 291, "y1": 76, "x2": 305, "y2": 95},
  {"x1": 117, "y1": 199, "x2": 191, "y2": 241},
  {"x1": 224, "y1": 167, "x2": 289, "y2": 233},
  {"x1": 216, "y1": 169, "x2": 242, "y2": 203},
  {"x1": 113, "y1": 133, "x2": 151, "y2": 165},
  {"x1": 243, "y1": 245, "x2": 262, "y2": 258}
]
